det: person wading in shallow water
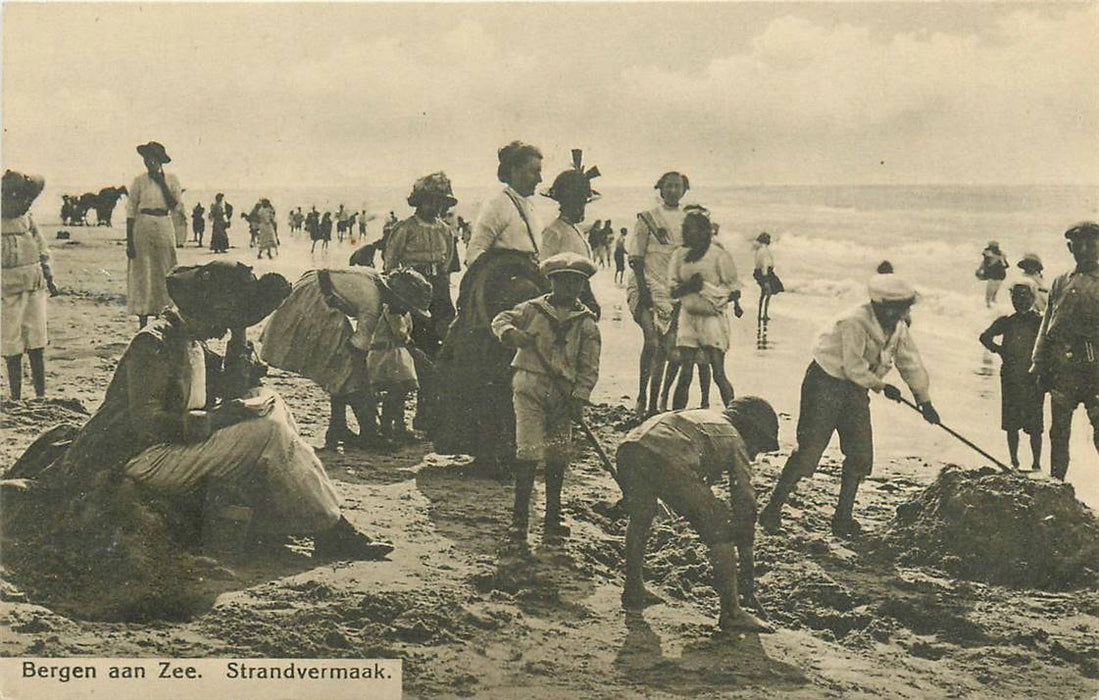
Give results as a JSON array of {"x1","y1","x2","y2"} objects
[
  {"x1": 759, "y1": 273, "x2": 940, "y2": 539},
  {"x1": 1030, "y1": 221, "x2": 1099, "y2": 481},
  {"x1": 627, "y1": 171, "x2": 689, "y2": 418},
  {"x1": 617, "y1": 396, "x2": 777, "y2": 634},
  {"x1": 978, "y1": 241, "x2": 1009, "y2": 308},
  {"x1": 980, "y1": 280, "x2": 1044, "y2": 471},
  {"x1": 491, "y1": 253, "x2": 601, "y2": 548}
]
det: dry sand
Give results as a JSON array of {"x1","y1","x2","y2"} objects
[{"x1": 2, "y1": 223, "x2": 1098, "y2": 698}]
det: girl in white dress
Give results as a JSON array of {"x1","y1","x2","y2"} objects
[{"x1": 668, "y1": 208, "x2": 742, "y2": 409}]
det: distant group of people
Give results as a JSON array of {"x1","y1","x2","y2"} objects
[
  {"x1": 6, "y1": 135, "x2": 1098, "y2": 641},
  {"x1": 586, "y1": 219, "x2": 616, "y2": 268}
]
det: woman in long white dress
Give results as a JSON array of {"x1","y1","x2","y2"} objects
[{"x1": 126, "y1": 141, "x2": 182, "y2": 328}]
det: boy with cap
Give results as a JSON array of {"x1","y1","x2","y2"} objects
[
  {"x1": 980, "y1": 280, "x2": 1044, "y2": 470},
  {"x1": 617, "y1": 396, "x2": 777, "y2": 634},
  {"x1": 491, "y1": 252, "x2": 601, "y2": 546},
  {"x1": 760, "y1": 274, "x2": 939, "y2": 539},
  {"x1": 1030, "y1": 222, "x2": 1099, "y2": 481}
]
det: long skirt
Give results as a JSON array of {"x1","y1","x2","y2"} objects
[
  {"x1": 123, "y1": 389, "x2": 341, "y2": 534},
  {"x1": 127, "y1": 213, "x2": 177, "y2": 315},
  {"x1": 257, "y1": 223, "x2": 278, "y2": 251},
  {"x1": 172, "y1": 210, "x2": 188, "y2": 246},
  {"x1": 210, "y1": 221, "x2": 229, "y2": 252},
  {"x1": 259, "y1": 275, "x2": 369, "y2": 396}
]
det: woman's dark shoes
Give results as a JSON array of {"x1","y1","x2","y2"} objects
[{"x1": 313, "y1": 517, "x2": 394, "y2": 561}]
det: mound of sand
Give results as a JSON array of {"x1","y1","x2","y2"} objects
[{"x1": 876, "y1": 466, "x2": 1099, "y2": 591}]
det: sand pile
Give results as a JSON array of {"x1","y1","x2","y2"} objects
[
  {"x1": 2, "y1": 413, "x2": 223, "y2": 621},
  {"x1": 2, "y1": 471, "x2": 220, "y2": 621},
  {"x1": 877, "y1": 466, "x2": 1099, "y2": 590}
]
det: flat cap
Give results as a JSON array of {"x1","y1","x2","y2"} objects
[{"x1": 540, "y1": 252, "x2": 597, "y2": 279}]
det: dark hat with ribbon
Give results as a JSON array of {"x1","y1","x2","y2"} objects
[
  {"x1": 382, "y1": 268, "x2": 433, "y2": 319},
  {"x1": 167, "y1": 261, "x2": 290, "y2": 328},
  {"x1": 136, "y1": 141, "x2": 171, "y2": 164},
  {"x1": 543, "y1": 149, "x2": 601, "y2": 204},
  {"x1": 1017, "y1": 252, "x2": 1043, "y2": 271}
]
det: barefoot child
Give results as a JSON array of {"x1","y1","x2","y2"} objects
[
  {"x1": 979, "y1": 280, "x2": 1044, "y2": 470},
  {"x1": 492, "y1": 252, "x2": 601, "y2": 546},
  {"x1": 2, "y1": 170, "x2": 58, "y2": 400},
  {"x1": 617, "y1": 396, "x2": 778, "y2": 634}
]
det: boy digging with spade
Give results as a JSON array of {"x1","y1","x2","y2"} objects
[{"x1": 492, "y1": 252, "x2": 601, "y2": 547}]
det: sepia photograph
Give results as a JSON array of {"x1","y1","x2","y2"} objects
[{"x1": 2, "y1": 1, "x2": 1098, "y2": 698}]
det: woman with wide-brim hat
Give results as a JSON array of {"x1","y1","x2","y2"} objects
[
  {"x1": 383, "y1": 171, "x2": 460, "y2": 431},
  {"x1": 2, "y1": 169, "x2": 58, "y2": 400},
  {"x1": 126, "y1": 141, "x2": 184, "y2": 328}
]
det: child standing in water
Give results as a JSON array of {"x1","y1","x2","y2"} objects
[{"x1": 979, "y1": 280, "x2": 1044, "y2": 471}]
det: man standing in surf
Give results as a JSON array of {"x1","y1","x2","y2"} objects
[
  {"x1": 1030, "y1": 221, "x2": 1099, "y2": 481},
  {"x1": 627, "y1": 171, "x2": 688, "y2": 418}
]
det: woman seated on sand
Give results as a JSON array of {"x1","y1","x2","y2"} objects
[{"x1": 19, "y1": 261, "x2": 393, "y2": 561}]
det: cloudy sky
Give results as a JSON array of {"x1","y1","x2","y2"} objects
[{"x1": 3, "y1": 2, "x2": 1097, "y2": 189}]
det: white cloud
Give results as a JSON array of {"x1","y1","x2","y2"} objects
[{"x1": 2, "y1": 4, "x2": 1096, "y2": 188}]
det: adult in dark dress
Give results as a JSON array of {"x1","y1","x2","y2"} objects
[{"x1": 430, "y1": 249, "x2": 549, "y2": 477}]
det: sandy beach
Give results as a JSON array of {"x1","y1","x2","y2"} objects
[{"x1": 2, "y1": 221, "x2": 1097, "y2": 698}]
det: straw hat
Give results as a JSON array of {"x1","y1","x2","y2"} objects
[
  {"x1": 383, "y1": 268, "x2": 433, "y2": 319},
  {"x1": 407, "y1": 172, "x2": 458, "y2": 209},
  {"x1": 1, "y1": 170, "x2": 46, "y2": 217}
]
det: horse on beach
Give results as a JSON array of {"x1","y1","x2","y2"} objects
[{"x1": 93, "y1": 186, "x2": 127, "y2": 227}]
